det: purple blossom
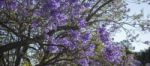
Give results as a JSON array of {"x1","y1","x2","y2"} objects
[
  {"x1": 88, "y1": 0, "x2": 95, "y2": 1},
  {"x1": 68, "y1": 0, "x2": 78, "y2": 4},
  {"x1": 44, "y1": 34, "x2": 50, "y2": 41},
  {"x1": 0, "y1": 0, "x2": 4, "y2": 8},
  {"x1": 49, "y1": 37, "x2": 77, "y2": 51},
  {"x1": 48, "y1": 46, "x2": 59, "y2": 53},
  {"x1": 47, "y1": 0, "x2": 60, "y2": 9},
  {"x1": 90, "y1": 61, "x2": 101, "y2": 66},
  {"x1": 68, "y1": 42, "x2": 76, "y2": 50},
  {"x1": 77, "y1": 18, "x2": 86, "y2": 28},
  {"x1": 56, "y1": 13, "x2": 67, "y2": 21},
  {"x1": 83, "y1": 3, "x2": 90, "y2": 8},
  {"x1": 25, "y1": 0, "x2": 33, "y2": 6},
  {"x1": 46, "y1": 22, "x2": 57, "y2": 30},
  {"x1": 33, "y1": 11, "x2": 41, "y2": 16},
  {"x1": 50, "y1": 10, "x2": 60, "y2": 18},
  {"x1": 71, "y1": 4, "x2": 81, "y2": 16},
  {"x1": 80, "y1": 44, "x2": 95, "y2": 57},
  {"x1": 87, "y1": 44, "x2": 95, "y2": 52},
  {"x1": 58, "y1": 38, "x2": 70, "y2": 46},
  {"x1": 31, "y1": 20, "x2": 38, "y2": 29},
  {"x1": 98, "y1": 27, "x2": 110, "y2": 45},
  {"x1": 102, "y1": 44, "x2": 122, "y2": 64},
  {"x1": 85, "y1": 44, "x2": 95, "y2": 56},
  {"x1": 81, "y1": 32, "x2": 90, "y2": 41},
  {"x1": 9, "y1": 1, "x2": 17, "y2": 10},
  {"x1": 41, "y1": 0, "x2": 60, "y2": 12},
  {"x1": 44, "y1": 28, "x2": 49, "y2": 34},
  {"x1": 55, "y1": 13, "x2": 67, "y2": 26},
  {"x1": 78, "y1": 58, "x2": 89, "y2": 66},
  {"x1": 69, "y1": 30, "x2": 81, "y2": 40}
]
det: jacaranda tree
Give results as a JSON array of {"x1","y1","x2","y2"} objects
[{"x1": 0, "y1": 0, "x2": 149, "y2": 66}]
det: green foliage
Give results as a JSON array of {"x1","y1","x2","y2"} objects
[{"x1": 136, "y1": 47, "x2": 150, "y2": 65}]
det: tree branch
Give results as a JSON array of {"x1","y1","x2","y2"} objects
[
  {"x1": 0, "y1": 24, "x2": 79, "y2": 54},
  {"x1": 86, "y1": 0, "x2": 113, "y2": 21}
]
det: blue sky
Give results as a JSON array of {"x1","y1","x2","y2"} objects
[{"x1": 113, "y1": 0, "x2": 150, "y2": 52}]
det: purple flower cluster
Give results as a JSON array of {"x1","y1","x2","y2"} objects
[
  {"x1": 80, "y1": 44, "x2": 95, "y2": 57},
  {"x1": 46, "y1": 30, "x2": 95, "y2": 66},
  {"x1": 40, "y1": 0, "x2": 104, "y2": 65},
  {"x1": 0, "y1": 0, "x2": 127, "y2": 65},
  {"x1": 0, "y1": 0, "x2": 16, "y2": 10},
  {"x1": 41, "y1": 0, "x2": 89, "y2": 31},
  {"x1": 77, "y1": 18, "x2": 87, "y2": 28},
  {"x1": 102, "y1": 44, "x2": 122, "y2": 64},
  {"x1": 78, "y1": 58, "x2": 89, "y2": 66},
  {"x1": 0, "y1": 0, "x2": 4, "y2": 8},
  {"x1": 98, "y1": 27, "x2": 123, "y2": 64},
  {"x1": 98, "y1": 27, "x2": 110, "y2": 45},
  {"x1": 85, "y1": 44, "x2": 95, "y2": 56}
]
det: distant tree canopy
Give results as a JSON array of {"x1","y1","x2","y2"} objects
[{"x1": 136, "y1": 47, "x2": 150, "y2": 65}]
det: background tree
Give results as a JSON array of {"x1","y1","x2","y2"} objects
[{"x1": 135, "y1": 47, "x2": 150, "y2": 65}]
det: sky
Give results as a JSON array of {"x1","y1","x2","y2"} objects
[{"x1": 113, "y1": 0, "x2": 150, "y2": 52}]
